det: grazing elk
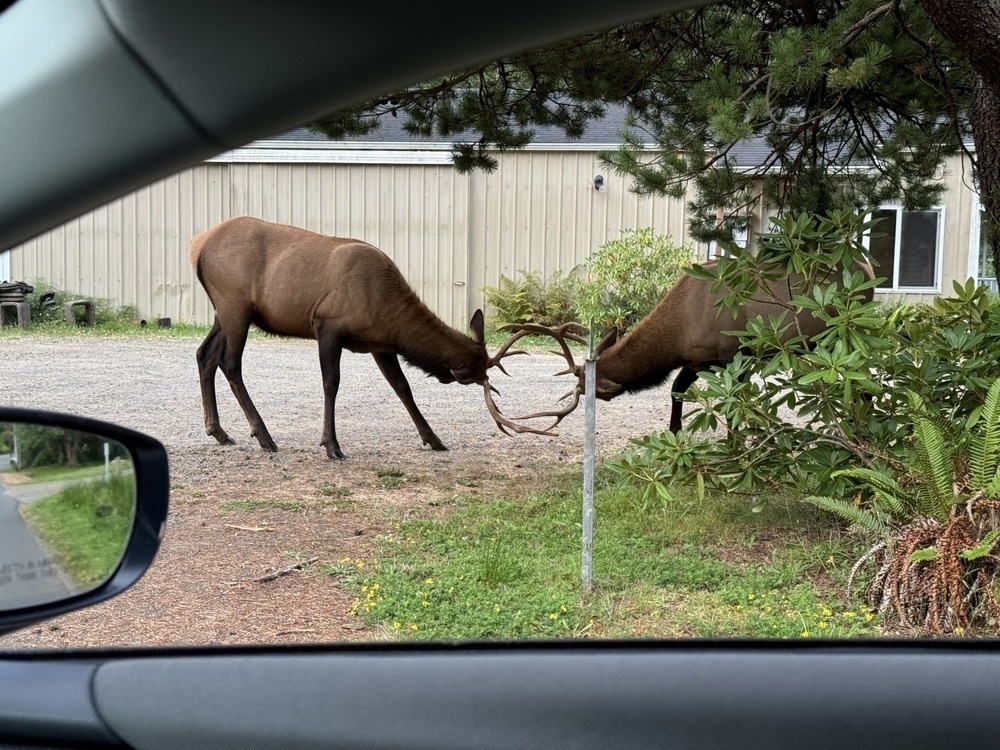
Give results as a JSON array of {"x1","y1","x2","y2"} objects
[
  {"x1": 512, "y1": 259, "x2": 875, "y2": 433},
  {"x1": 191, "y1": 217, "x2": 543, "y2": 459}
]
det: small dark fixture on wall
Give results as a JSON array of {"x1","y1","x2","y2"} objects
[{"x1": 593, "y1": 175, "x2": 605, "y2": 191}]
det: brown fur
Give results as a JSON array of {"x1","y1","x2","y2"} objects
[
  {"x1": 191, "y1": 217, "x2": 490, "y2": 458},
  {"x1": 589, "y1": 260, "x2": 875, "y2": 432}
]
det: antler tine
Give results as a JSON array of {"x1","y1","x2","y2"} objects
[
  {"x1": 498, "y1": 322, "x2": 590, "y2": 343},
  {"x1": 488, "y1": 327, "x2": 536, "y2": 369},
  {"x1": 483, "y1": 381, "x2": 561, "y2": 437},
  {"x1": 495, "y1": 322, "x2": 589, "y2": 375},
  {"x1": 513, "y1": 385, "x2": 582, "y2": 430}
]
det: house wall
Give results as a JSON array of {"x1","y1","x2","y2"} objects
[
  {"x1": 745, "y1": 154, "x2": 979, "y2": 305},
  {"x1": 9, "y1": 147, "x2": 978, "y2": 330},
  {"x1": 9, "y1": 147, "x2": 692, "y2": 330}
]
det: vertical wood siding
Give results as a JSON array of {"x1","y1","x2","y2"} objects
[
  {"x1": 10, "y1": 149, "x2": 976, "y2": 330},
  {"x1": 11, "y1": 161, "x2": 469, "y2": 328}
]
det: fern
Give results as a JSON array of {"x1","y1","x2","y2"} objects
[
  {"x1": 910, "y1": 416, "x2": 956, "y2": 520},
  {"x1": 830, "y1": 467, "x2": 909, "y2": 516},
  {"x1": 970, "y1": 378, "x2": 1000, "y2": 490},
  {"x1": 804, "y1": 495, "x2": 890, "y2": 534},
  {"x1": 960, "y1": 527, "x2": 1000, "y2": 561}
]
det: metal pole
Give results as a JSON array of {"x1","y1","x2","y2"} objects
[{"x1": 581, "y1": 356, "x2": 596, "y2": 592}]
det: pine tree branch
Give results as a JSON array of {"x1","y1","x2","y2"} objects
[{"x1": 842, "y1": 1, "x2": 897, "y2": 49}]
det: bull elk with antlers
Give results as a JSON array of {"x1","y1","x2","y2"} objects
[
  {"x1": 511, "y1": 259, "x2": 875, "y2": 433},
  {"x1": 191, "y1": 217, "x2": 544, "y2": 458}
]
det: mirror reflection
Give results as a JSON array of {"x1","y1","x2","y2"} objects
[{"x1": 0, "y1": 422, "x2": 136, "y2": 610}]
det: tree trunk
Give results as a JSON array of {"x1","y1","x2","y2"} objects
[{"x1": 917, "y1": 0, "x2": 1000, "y2": 283}]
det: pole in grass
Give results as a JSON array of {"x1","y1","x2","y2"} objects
[{"x1": 582, "y1": 325, "x2": 597, "y2": 592}]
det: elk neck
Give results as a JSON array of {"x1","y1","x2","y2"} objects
[
  {"x1": 393, "y1": 299, "x2": 482, "y2": 377},
  {"x1": 596, "y1": 311, "x2": 689, "y2": 394}
]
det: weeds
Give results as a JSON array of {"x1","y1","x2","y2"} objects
[
  {"x1": 332, "y1": 472, "x2": 881, "y2": 641},
  {"x1": 222, "y1": 499, "x2": 306, "y2": 512}
]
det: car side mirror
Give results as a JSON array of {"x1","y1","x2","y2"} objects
[{"x1": 0, "y1": 409, "x2": 168, "y2": 635}]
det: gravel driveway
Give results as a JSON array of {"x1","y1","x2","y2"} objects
[
  {"x1": 0, "y1": 333, "x2": 674, "y2": 649},
  {"x1": 0, "y1": 334, "x2": 670, "y2": 458}
]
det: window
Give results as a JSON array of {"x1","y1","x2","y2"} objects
[
  {"x1": 970, "y1": 206, "x2": 997, "y2": 292},
  {"x1": 867, "y1": 206, "x2": 943, "y2": 291}
]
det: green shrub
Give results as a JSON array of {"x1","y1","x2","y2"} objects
[
  {"x1": 609, "y1": 211, "x2": 1000, "y2": 508},
  {"x1": 482, "y1": 269, "x2": 579, "y2": 329},
  {"x1": 575, "y1": 227, "x2": 693, "y2": 333},
  {"x1": 25, "y1": 280, "x2": 138, "y2": 327},
  {"x1": 804, "y1": 380, "x2": 1000, "y2": 633}
]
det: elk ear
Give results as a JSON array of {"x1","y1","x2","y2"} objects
[
  {"x1": 469, "y1": 309, "x2": 485, "y2": 344},
  {"x1": 594, "y1": 327, "x2": 619, "y2": 357}
]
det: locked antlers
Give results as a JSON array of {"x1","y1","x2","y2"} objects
[{"x1": 483, "y1": 322, "x2": 590, "y2": 435}]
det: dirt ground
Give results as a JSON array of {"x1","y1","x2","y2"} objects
[{"x1": 0, "y1": 334, "x2": 671, "y2": 649}]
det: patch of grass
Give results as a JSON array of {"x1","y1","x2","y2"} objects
[
  {"x1": 20, "y1": 472, "x2": 135, "y2": 588},
  {"x1": 0, "y1": 320, "x2": 210, "y2": 338},
  {"x1": 318, "y1": 484, "x2": 352, "y2": 497},
  {"x1": 221, "y1": 498, "x2": 306, "y2": 512},
  {"x1": 335, "y1": 470, "x2": 883, "y2": 641},
  {"x1": 374, "y1": 467, "x2": 405, "y2": 490},
  {"x1": 11, "y1": 462, "x2": 109, "y2": 485}
]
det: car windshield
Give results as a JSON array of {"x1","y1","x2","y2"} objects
[{"x1": 0, "y1": 0, "x2": 994, "y2": 648}]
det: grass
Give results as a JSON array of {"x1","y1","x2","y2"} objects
[
  {"x1": 221, "y1": 498, "x2": 307, "y2": 512},
  {"x1": 374, "y1": 467, "x2": 405, "y2": 490},
  {"x1": 0, "y1": 319, "x2": 210, "y2": 338},
  {"x1": 9, "y1": 461, "x2": 109, "y2": 484},
  {"x1": 20, "y1": 472, "x2": 135, "y2": 588},
  {"x1": 331, "y1": 471, "x2": 883, "y2": 641}
]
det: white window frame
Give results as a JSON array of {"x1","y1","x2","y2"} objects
[
  {"x1": 865, "y1": 205, "x2": 944, "y2": 294},
  {"x1": 968, "y1": 199, "x2": 998, "y2": 292}
]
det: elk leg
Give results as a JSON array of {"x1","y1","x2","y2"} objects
[
  {"x1": 669, "y1": 367, "x2": 701, "y2": 433},
  {"x1": 217, "y1": 319, "x2": 278, "y2": 452},
  {"x1": 196, "y1": 318, "x2": 236, "y2": 445},
  {"x1": 317, "y1": 324, "x2": 347, "y2": 459},
  {"x1": 371, "y1": 352, "x2": 448, "y2": 451}
]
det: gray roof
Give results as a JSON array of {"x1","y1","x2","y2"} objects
[
  {"x1": 277, "y1": 103, "x2": 637, "y2": 146},
  {"x1": 274, "y1": 104, "x2": 777, "y2": 167}
]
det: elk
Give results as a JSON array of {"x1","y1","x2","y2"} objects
[
  {"x1": 512, "y1": 259, "x2": 875, "y2": 433},
  {"x1": 191, "y1": 217, "x2": 543, "y2": 458}
]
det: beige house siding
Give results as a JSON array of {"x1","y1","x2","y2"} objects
[
  {"x1": 742, "y1": 154, "x2": 981, "y2": 306},
  {"x1": 8, "y1": 145, "x2": 982, "y2": 330},
  {"x1": 9, "y1": 144, "x2": 693, "y2": 330},
  {"x1": 467, "y1": 150, "x2": 691, "y2": 319}
]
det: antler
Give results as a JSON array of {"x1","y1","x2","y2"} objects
[
  {"x1": 480, "y1": 322, "x2": 591, "y2": 436},
  {"x1": 495, "y1": 322, "x2": 592, "y2": 430},
  {"x1": 487, "y1": 325, "x2": 536, "y2": 375},
  {"x1": 483, "y1": 381, "x2": 562, "y2": 436},
  {"x1": 496, "y1": 322, "x2": 589, "y2": 373}
]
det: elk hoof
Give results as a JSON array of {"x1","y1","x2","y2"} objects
[
  {"x1": 325, "y1": 445, "x2": 346, "y2": 460},
  {"x1": 426, "y1": 438, "x2": 449, "y2": 452},
  {"x1": 254, "y1": 435, "x2": 278, "y2": 452},
  {"x1": 208, "y1": 429, "x2": 236, "y2": 446}
]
